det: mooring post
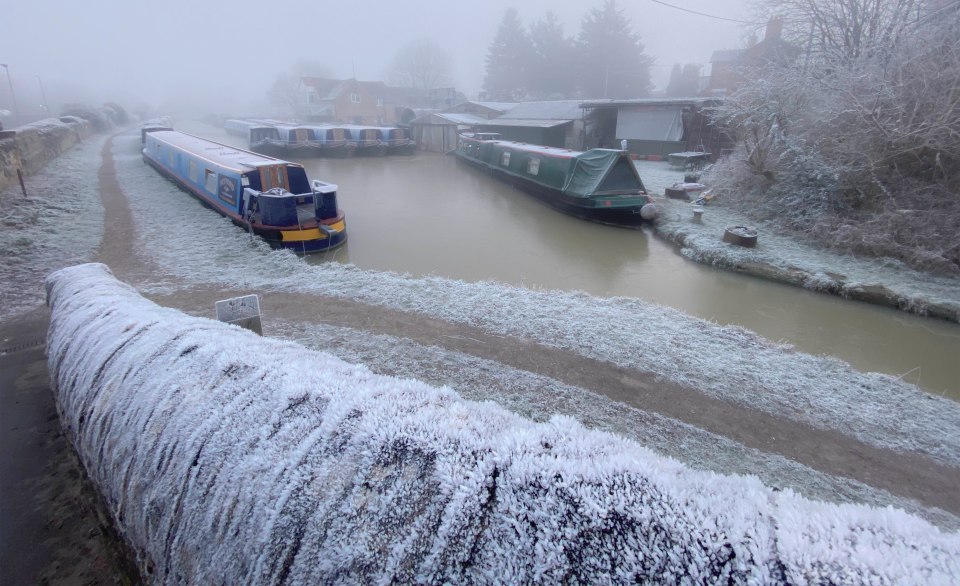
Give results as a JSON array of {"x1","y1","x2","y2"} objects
[{"x1": 16, "y1": 168, "x2": 26, "y2": 196}]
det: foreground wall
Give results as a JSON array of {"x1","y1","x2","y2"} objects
[
  {"x1": 0, "y1": 118, "x2": 92, "y2": 192},
  {"x1": 45, "y1": 263, "x2": 959, "y2": 584}
]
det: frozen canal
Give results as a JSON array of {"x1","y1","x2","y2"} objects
[{"x1": 184, "y1": 121, "x2": 960, "y2": 398}]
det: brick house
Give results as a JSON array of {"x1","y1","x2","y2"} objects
[
  {"x1": 296, "y1": 77, "x2": 395, "y2": 125},
  {"x1": 706, "y1": 17, "x2": 798, "y2": 95}
]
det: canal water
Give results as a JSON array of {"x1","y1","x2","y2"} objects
[{"x1": 187, "y1": 122, "x2": 960, "y2": 399}]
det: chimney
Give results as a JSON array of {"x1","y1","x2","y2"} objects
[{"x1": 764, "y1": 16, "x2": 784, "y2": 41}]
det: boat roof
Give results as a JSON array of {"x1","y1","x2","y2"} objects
[
  {"x1": 149, "y1": 130, "x2": 298, "y2": 172},
  {"x1": 462, "y1": 135, "x2": 585, "y2": 159}
]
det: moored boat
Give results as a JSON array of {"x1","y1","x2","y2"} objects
[
  {"x1": 142, "y1": 129, "x2": 346, "y2": 253},
  {"x1": 379, "y1": 126, "x2": 415, "y2": 155},
  {"x1": 455, "y1": 133, "x2": 659, "y2": 225},
  {"x1": 342, "y1": 125, "x2": 387, "y2": 156},
  {"x1": 305, "y1": 125, "x2": 357, "y2": 157}
]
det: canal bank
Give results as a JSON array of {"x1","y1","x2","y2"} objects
[{"x1": 652, "y1": 196, "x2": 960, "y2": 323}]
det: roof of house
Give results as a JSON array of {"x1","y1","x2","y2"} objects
[{"x1": 710, "y1": 49, "x2": 743, "y2": 64}]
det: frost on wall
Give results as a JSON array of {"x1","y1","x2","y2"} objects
[{"x1": 46, "y1": 263, "x2": 959, "y2": 584}]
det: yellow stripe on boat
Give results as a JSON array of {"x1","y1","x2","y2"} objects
[{"x1": 280, "y1": 219, "x2": 346, "y2": 242}]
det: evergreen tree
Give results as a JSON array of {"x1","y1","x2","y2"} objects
[
  {"x1": 665, "y1": 63, "x2": 702, "y2": 96},
  {"x1": 483, "y1": 8, "x2": 534, "y2": 101},
  {"x1": 665, "y1": 63, "x2": 683, "y2": 95},
  {"x1": 577, "y1": 0, "x2": 652, "y2": 98},
  {"x1": 528, "y1": 12, "x2": 577, "y2": 99}
]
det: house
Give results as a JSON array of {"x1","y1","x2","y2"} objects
[
  {"x1": 292, "y1": 78, "x2": 468, "y2": 126},
  {"x1": 706, "y1": 17, "x2": 799, "y2": 95},
  {"x1": 296, "y1": 77, "x2": 395, "y2": 125}
]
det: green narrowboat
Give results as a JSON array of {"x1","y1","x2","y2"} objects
[{"x1": 455, "y1": 133, "x2": 659, "y2": 225}]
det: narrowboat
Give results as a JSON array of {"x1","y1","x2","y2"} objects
[
  {"x1": 248, "y1": 125, "x2": 284, "y2": 155},
  {"x1": 140, "y1": 118, "x2": 173, "y2": 146},
  {"x1": 379, "y1": 126, "x2": 415, "y2": 155},
  {"x1": 342, "y1": 125, "x2": 387, "y2": 156},
  {"x1": 224, "y1": 118, "x2": 265, "y2": 137},
  {"x1": 305, "y1": 125, "x2": 356, "y2": 157},
  {"x1": 456, "y1": 133, "x2": 659, "y2": 225},
  {"x1": 142, "y1": 130, "x2": 346, "y2": 253},
  {"x1": 269, "y1": 124, "x2": 323, "y2": 156}
]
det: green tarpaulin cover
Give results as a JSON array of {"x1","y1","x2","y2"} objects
[{"x1": 562, "y1": 149, "x2": 644, "y2": 198}]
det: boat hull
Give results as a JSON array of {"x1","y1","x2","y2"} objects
[
  {"x1": 456, "y1": 153, "x2": 648, "y2": 226},
  {"x1": 143, "y1": 152, "x2": 346, "y2": 252}
]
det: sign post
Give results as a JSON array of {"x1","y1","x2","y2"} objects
[{"x1": 215, "y1": 294, "x2": 263, "y2": 335}]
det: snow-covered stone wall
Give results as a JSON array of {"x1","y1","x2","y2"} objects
[
  {"x1": 46, "y1": 263, "x2": 960, "y2": 584},
  {"x1": 0, "y1": 117, "x2": 92, "y2": 191}
]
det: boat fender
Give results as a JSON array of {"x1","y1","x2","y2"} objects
[{"x1": 640, "y1": 203, "x2": 660, "y2": 221}]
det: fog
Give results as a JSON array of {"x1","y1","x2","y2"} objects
[{"x1": 0, "y1": 0, "x2": 752, "y2": 116}]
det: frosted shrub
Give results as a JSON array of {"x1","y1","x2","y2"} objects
[{"x1": 709, "y1": 4, "x2": 960, "y2": 275}]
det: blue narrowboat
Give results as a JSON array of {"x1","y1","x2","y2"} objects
[
  {"x1": 379, "y1": 126, "x2": 415, "y2": 155},
  {"x1": 342, "y1": 125, "x2": 387, "y2": 156},
  {"x1": 456, "y1": 133, "x2": 659, "y2": 225},
  {"x1": 306, "y1": 125, "x2": 356, "y2": 157},
  {"x1": 248, "y1": 125, "x2": 284, "y2": 155},
  {"x1": 269, "y1": 124, "x2": 323, "y2": 156},
  {"x1": 142, "y1": 130, "x2": 347, "y2": 253}
]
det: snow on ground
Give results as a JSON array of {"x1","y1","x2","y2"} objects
[
  {"x1": 271, "y1": 318, "x2": 960, "y2": 530},
  {"x1": 45, "y1": 263, "x2": 960, "y2": 584},
  {"x1": 651, "y1": 189, "x2": 960, "y2": 316},
  {"x1": 110, "y1": 133, "x2": 960, "y2": 469},
  {"x1": 0, "y1": 134, "x2": 105, "y2": 320}
]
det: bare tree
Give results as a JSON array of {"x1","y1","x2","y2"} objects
[
  {"x1": 709, "y1": 1, "x2": 960, "y2": 274},
  {"x1": 758, "y1": 0, "x2": 924, "y2": 62},
  {"x1": 269, "y1": 60, "x2": 332, "y2": 117},
  {"x1": 388, "y1": 39, "x2": 452, "y2": 90}
]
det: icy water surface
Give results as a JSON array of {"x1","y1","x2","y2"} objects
[{"x1": 181, "y1": 121, "x2": 960, "y2": 398}]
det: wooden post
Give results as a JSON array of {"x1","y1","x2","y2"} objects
[{"x1": 16, "y1": 168, "x2": 26, "y2": 196}]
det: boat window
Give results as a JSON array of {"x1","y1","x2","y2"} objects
[
  {"x1": 501, "y1": 152, "x2": 511, "y2": 166},
  {"x1": 188, "y1": 160, "x2": 198, "y2": 182},
  {"x1": 205, "y1": 169, "x2": 217, "y2": 194},
  {"x1": 527, "y1": 158, "x2": 540, "y2": 176}
]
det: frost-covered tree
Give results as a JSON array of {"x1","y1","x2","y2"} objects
[
  {"x1": 527, "y1": 12, "x2": 577, "y2": 99},
  {"x1": 758, "y1": 0, "x2": 922, "y2": 63},
  {"x1": 387, "y1": 39, "x2": 452, "y2": 90},
  {"x1": 708, "y1": 0, "x2": 960, "y2": 274},
  {"x1": 577, "y1": 0, "x2": 652, "y2": 98},
  {"x1": 483, "y1": 8, "x2": 534, "y2": 101}
]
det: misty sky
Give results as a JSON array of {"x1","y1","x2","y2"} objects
[{"x1": 0, "y1": 0, "x2": 755, "y2": 114}]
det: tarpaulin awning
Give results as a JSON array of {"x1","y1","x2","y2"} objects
[{"x1": 616, "y1": 107, "x2": 684, "y2": 141}]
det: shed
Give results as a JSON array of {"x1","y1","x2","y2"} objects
[
  {"x1": 409, "y1": 112, "x2": 490, "y2": 153},
  {"x1": 580, "y1": 98, "x2": 731, "y2": 159},
  {"x1": 475, "y1": 100, "x2": 585, "y2": 149}
]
